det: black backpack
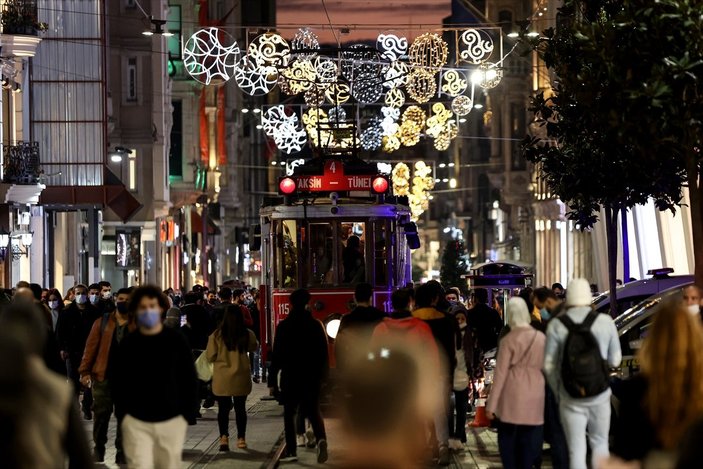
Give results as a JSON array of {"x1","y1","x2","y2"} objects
[{"x1": 559, "y1": 311, "x2": 610, "y2": 398}]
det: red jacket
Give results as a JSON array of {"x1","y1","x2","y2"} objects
[
  {"x1": 371, "y1": 316, "x2": 441, "y2": 372},
  {"x1": 79, "y1": 313, "x2": 137, "y2": 382}
]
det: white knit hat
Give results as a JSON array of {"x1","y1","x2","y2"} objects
[{"x1": 566, "y1": 278, "x2": 592, "y2": 307}]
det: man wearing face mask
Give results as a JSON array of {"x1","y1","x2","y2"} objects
[
  {"x1": 56, "y1": 284, "x2": 101, "y2": 420},
  {"x1": 232, "y1": 288, "x2": 254, "y2": 328},
  {"x1": 683, "y1": 285, "x2": 703, "y2": 319},
  {"x1": 533, "y1": 287, "x2": 564, "y2": 329},
  {"x1": 79, "y1": 287, "x2": 136, "y2": 464},
  {"x1": 113, "y1": 285, "x2": 198, "y2": 468}
]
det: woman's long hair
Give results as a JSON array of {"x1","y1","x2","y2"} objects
[
  {"x1": 639, "y1": 297, "x2": 703, "y2": 449},
  {"x1": 220, "y1": 304, "x2": 249, "y2": 352}
]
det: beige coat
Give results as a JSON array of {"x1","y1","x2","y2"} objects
[{"x1": 206, "y1": 329, "x2": 258, "y2": 397}]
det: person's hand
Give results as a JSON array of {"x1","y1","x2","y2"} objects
[
  {"x1": 80, "y1": 375, "x2": 91, "y2": 388},
  {"x1": 60, "y1": 351, "x2": 68, "y2": 361}
]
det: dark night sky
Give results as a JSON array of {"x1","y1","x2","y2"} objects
[{"x1": 276, "y1": 0, "x2": 452, "y2": 43}]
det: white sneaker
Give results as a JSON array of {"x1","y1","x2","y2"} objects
[{"x1": 296, "y1": 435, "x2": 306, "y2": 447}]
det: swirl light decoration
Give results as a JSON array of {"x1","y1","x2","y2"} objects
[
  {"x1": 383, "y1": 60, "x2": 410, "y2": 89},
  {"x1": 377, "y1": 33, "x2": 408, "y2": 61},
  {"x1": 440, "y1": 70, "x2": 468, "y2": 97},
  {"x1": 408, "y1": 161, "x2": 435, "y2": 221},
  {"x1": 426, "y1": 102, "x2": 453, "y2": 137},
  {"x1": 407, "y1": 68, "x2": 437, "y2": 104},
  {"x1": 183, "y1": 27, "x2": 241, "y2": 85},
  {"x1": 451, "y1": 95, "x2": 473, "y2": 116},
  {"x1": 474, "y1": 62, "x2": 504, "y2": 89},
  {"x1": 384, "y1": 88, "x2": 405, "y2": 108},
  {"x1": 382, "y1": 135, "x2": 401, "y2": 152},
  {"x1": 234, "y1": 55, "x2": 277, "y2": 96},
  {"x1": 302, "y1": 107, "x2": 328, "y2": 147},
  {"x1": 391, "y1": 163, "x2": 411, "y2": 196},
  {"x1": 325, "y1": 82, "x2": 351, "y2": 105},
  {"x1": 408, "y1": 32, "x2": 448, "y2": 72},
  {"x1": 280, "y1": 59, "x2": 316, "y2": 94},
  {"x1": 457, "y1": 28, "x2": 494, "y2": 65},
  {"x1": 273, "y1": 120, "x2": 308, "y2": 154},
  {"x1": 248, "y1": 32, "x2": 291, "y2": 68},
  {"x1": 291, "y1": 28, "x2": 320, "y2": 59}
]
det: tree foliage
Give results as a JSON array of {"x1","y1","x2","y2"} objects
[{"x1": 440, "y1": 238, "x2": 469, "y2": 296}]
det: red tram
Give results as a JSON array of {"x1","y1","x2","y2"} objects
[{"x1": 256, "y1": 158, "x2": 416, "y2": 363}]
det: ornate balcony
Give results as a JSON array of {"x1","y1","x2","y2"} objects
[
  {"x1": 0, "y1": 0, "x2": 45, "y2": 57},
  {"x1": 4, "y1": 141, "x2": 40, "y2": 184}
]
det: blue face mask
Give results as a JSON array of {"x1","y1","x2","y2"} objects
[
  {"x1": 137, "y1": 310, "x2": 161, "y2": 329},
  {"x1": 540, "y1": 308, "x2": 551, "y2": 321}
]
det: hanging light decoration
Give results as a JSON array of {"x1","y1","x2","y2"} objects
[
  {"x1": 398, "y1": 120, "x2": 422, "y2": 147},
  {"x1": 291, "y1": 28, "x2": 320, "y2": 59},
  {"x1": 273, "y1": 120, "x2": 308, "y2": 154},
  {"x1": 280, "y1": 59, "x2": 316, "y2": 94},
  {"x1": 234, "y1": 55, "x2": 278, "y2": 96},
  {"x1": 383, "y1": 60, "x2": 410, "y2": 89},
  {"x1": 325, "y1": 82, "x2": 351, "y2": 105},
  {"x1": 382, "y1": 135, "x2": 401, "y2": 152},
  {"x1": 408, "y1": 32, "x2": 448, "y2": 71},
  {"x1": 248, "y1": 32, "x2": 291, "y2": 68},
  {"x1": 457, "y1": 28, "x2": 494, "y2": 65},
  {"x1": 352, "y1": 76, "x2": 384, "y2": 104},
  {"x1": 304, "y1": 85, "x2": 327, "y2": 107},
  {"x1": 360, "y1": 117, "x2": 383, "y2": 151},
  {"x1": 451, "y1": 95, "x2": 473, "y2": 116},
  {"x1": 183, "y1": 27, "x2": 241, "y2": 85},
  {"x1": 328, "y1": 106, "x2": 347, "y2": 123},
  {"x1": 377, "y1": 33, "x2": 408, "y2": 61},
  {"x1": 472, "y1": 62, "x2": 503, "y2": 89},
  {"x1": 440, "y1": 69, "x2": 468, "y2": 97},
  {"x1": 391, "y1": 163, "x2": 411, "y2": 196},
  {"x1": 384, "y1": 87, "x2": 405, "y2": 108},
  {"x1": 402, "y1": 105, "x2": 427, "y2": 127},
  {"x1": 406, "y1": 68, "x2": 437, "y2": 104}
]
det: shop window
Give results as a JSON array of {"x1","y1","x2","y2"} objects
[
  {"x1": 308, "y1": 223, "x2": 334, "y2": 286},
  {"x1": 340, "y1": 221, "x2": 366, "y2": 284}
]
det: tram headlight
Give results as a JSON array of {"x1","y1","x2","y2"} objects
[
  {"x1": 324, "y1": 313, "x2": 344, "y2": 340},
  {"x1": 279, "y1": 177, "x2": 297, "y2": 195},
  {"x1": 372, "y1": 176, "x2": 390, "y2": 194}
]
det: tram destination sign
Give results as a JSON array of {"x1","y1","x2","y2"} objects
[{"x1": 278, "y1": 160, "x2": 389, "y2": 195}]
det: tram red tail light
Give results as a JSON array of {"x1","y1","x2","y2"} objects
[
  {"x1": 371, "y1": 176, "x2": 389, "y2": 194},
  {"x1": 279, "y1": 177, "x2": 297, "y2": 195}
]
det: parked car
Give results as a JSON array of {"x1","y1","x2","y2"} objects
[{"x1": 592, "y1": 268, "x2": 693, "y2": 317}]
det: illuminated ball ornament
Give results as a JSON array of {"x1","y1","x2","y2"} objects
[
  {"x1": 291, "y1": 28, "x2": 320, "y2": 59},
  {"x1": 472, "y1": 62, "x2": 503, "y2": 89},
  {"x1": 248, "y1": 32, "x2": 291, "y2": 68},
  {"x1": 328, "y1": 106, "x2": 347, "y2": 123},
  {"x1": 440, "y1": 70, "x2": 468, "y2": 97},
  {"x1": 183, "y1": 27, "x2": 241, "y2": 85},
  {"x1": 377, "y1": 33, "x2": 408, "y2": 61},
  {"x1": 402, "y1": 105, "x2": 427, "y2": 127},
  {"x1": 234, "y1": 55, "x2": 277, "y2": 96},
  {"x1": 304, "y1": 86, "x2": 326, "y2": 107},
  {"x1": 352, "y1": 77, "x2": 384, "y2": 104},
  {"x1": 385, "y1": 88, "x2": 405, "y2": 108},
  {"x1": 360, "y1": 117, "x2": 383, "y2": 151},
  {"x1": 382, "y1": 135, "x2": 401, "y2": 152},
  {"x1": 409, "y1": 32, "x2": 448, "y2": 71},
  {"x1": 407, "y1": 68, "x2": 437, "y2": 104},
  {"x1": 391, "y1": 163, "x2": 411, "y2": 196},
  {"x1": 341, "y1": 44, "x2": 383, "y2": 81},
  {"x1": 399, "y1": 120, "x2": 422, "y2": 147},
  {"x1": 451, "y1": 95, "x2": 473, "y2": 116}
]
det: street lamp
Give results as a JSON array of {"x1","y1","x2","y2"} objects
[{"x1": 108, "y1": 146, "x2": 134, "y2": 163}]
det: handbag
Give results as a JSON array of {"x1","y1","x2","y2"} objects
[{"x1": 194, "y1": 350, "x2": 213, "y2": 382}]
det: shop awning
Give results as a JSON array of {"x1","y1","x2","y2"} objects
[{"x1": 190, "y1": 208, "x2": 221, "y2": 235}]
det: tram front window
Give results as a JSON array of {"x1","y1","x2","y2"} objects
[
  {"x1": 341, "y1": 222, "x2": 366, "y2": 284},
  {"x1": 309, "y1": 223, "x2": 334, "y2": 286},
  {"x1": 278, "y1": 220, "x2": 298, "y2": 288}
]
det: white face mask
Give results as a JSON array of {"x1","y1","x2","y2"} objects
[
  {"x1": 102, "y1": 291, "x2": 112, "y2": 300},
  {"x1": 687, "y1": 304, "x2": 700, "y2": 316},
  {"x1": 89, "y1": 294, "x2": 99, "y2": 305}
]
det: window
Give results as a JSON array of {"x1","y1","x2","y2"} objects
[
  {"x1": 126, "y1": 58, "x2": 137, "y2": 102},
  {"x1": 308, "y1": 223, "x2": 334, "y2": 286},
  {"x1": 340, "y1": 222, "x2": 366, "y2": 284},
  {"x1": 169, "y1": 101, "x2": 183, "y2": 179},
  {"x1": 511, "y1": 102, "x2": 526, "y2": 170},
  {"x1": 276, "y1": 220, "x2": 298, "y2": 288},
  {"x1": 128, "y1": 150, "x2": 137, "y2": 191},
  {"x1": 166, "y1": 5, "x2": 182, "y2": 60},
  {"x1": 373, "y1": 221, "x2": 389, "y2": 286}
]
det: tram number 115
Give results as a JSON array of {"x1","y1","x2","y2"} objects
[{"x1": 277, "y1": 303, "x2": 290, "y2": 317}]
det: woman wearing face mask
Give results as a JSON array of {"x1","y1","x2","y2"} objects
[
  {"x1": 47, "y1": 288, "x2": 64, "y2": 334},
  {"x1": 112, "y1": 286, "x2": 198, "y2": 469},
  {"x1": 206, "y1": 304, "x2": 258, "y2": 451}
]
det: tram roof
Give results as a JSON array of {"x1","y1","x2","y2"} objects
[{"x1": 260, "y1": 203, "x2": 411, "y2": 219}]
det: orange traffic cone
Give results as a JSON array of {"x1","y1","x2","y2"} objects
[{"x1": 470, "y1": 398, "x2": 490, "y2": 427}]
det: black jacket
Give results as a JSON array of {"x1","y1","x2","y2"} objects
[
  {"x1": 336, "y1": 306, "x2": 386, "y2": 368},
  {"x1": 270, "y1": 308, "x2": 329, "y2": 393},
  {"x1": 56, "y1": 302, "x2": 101, "y2": 356},
  {"x1": 612, "y1": 375, "x2": 658, "y2": 461},
  {"x1": 466, "y1": 303, "x2": 503, "y2": 353}
]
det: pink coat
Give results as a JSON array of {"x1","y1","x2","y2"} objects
[{"x1": 486, "y1": 326, "x2": 546, "y2": 425}]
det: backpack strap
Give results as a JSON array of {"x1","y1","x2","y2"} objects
[
  {"x1": 558, "y1": 314, "x2": 576, "y2": 331},
  {"x1": 581, "y1": 310, "x2": 599, "y2": 329},
  {"x1": 559, "y1": 311, "x2": 599, "y2": 331}
]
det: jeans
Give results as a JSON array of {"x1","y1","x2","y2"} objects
[
  {"x1": 448, "y1": 388, "x2": 469, "y2": 442},
  {"x1": 249, "y1": 347, "x2": 261, "y2": 378},
  {"x1": 92, "y1": 380, "x2": 123, "y2": 453},
  {"x1": 544, "y1": 386, "x2": 568, "y2": 469},
  {"x1": 283, "y1": 387, "x2": 326, "y2": 455},
  {"x1": 559, "y1": 397, "x2": 611, "y2": 469},
  {"x1": 216, "y1": 396, "x2": 247, "y2": 438},
  {"x1": 67, "y1": 354, "x2": 92, "y2": 414},
  {"x1": 497, "y1": 422, "x2": 544, "y2": 469},
  {"x1": 121, "y1": 414, "x2": 187, "y2": 469}
]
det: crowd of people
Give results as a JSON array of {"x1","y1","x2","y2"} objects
[{"x1": 3, "y1": 275, "x2": 703, "y2": 468}]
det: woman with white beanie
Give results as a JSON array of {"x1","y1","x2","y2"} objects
[{"x1": 486, "y1": 297, "x2": 546, "y2": 469}]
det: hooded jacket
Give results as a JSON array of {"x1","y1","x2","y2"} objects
[{"x1": 412, "y1": 307, "x2": 457, "y2": 378}]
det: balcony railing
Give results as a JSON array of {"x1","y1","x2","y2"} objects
[{"x1": 4, "y1": 141, "x2": 40, "y2": 184}]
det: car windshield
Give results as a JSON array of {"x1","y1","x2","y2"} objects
[{"x1": 614, "y1": 284, "x2": 689, "y2": 330}]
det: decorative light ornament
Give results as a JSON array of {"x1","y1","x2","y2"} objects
[
  {"x1": 261, "y1": 105, "x2": 295, "y2": 137},
  {"x1": 377, "y1": 33, "x2": 408, "y2": 61},
  {"x1": 360, "y1": 117, "x2": 383, "y2": 151},
  {"x1": 402, "y1": 106, "x2": 427, "y2": 128},
  {"x1": 457, "y1": 28, "x2": 494, "y2": 64},
  {"x1": 407, "y1": 69, "x2": 437, "y2": 103},
  {"x1": 385, "y1": 88, "x2": 405, "y2": 108},
  {"x1": 382, "y1": 135, "x2": 401, "y2": 152},
  {"x1": 234, "y1": 55, "x2": 277, "y2": 96},
  {"x1": 328, "y1": 106, "x2": 347, "y2": 122},
  {"x1": 399, "y1": 120, "x2": 422, "y2": 147},
  {"x1": 273, "y1": 120, "x2": 308, "y2": 154},
  {"x1": 302, "y1": 108, "x2": 328, "y2": 146},
  {"x1": 342, "y1": 44, "x2": 383, "y2": 81},
  {"x1": 325, "y1": 82, "x2": 351, "y2": 105},
  {"x1": 291, "y1": 28, "x2": 320, "y2": 59},
  {"x1": 383, "y1": 61, "x2": 409, "y2": 89},
  {"x1": 314, "y1": 57, "x2": 338, "y2": 83},
  {"x1": 408, "y1": 32, "x2": 448, "y2": 71},
  {"x1": 277, "y1": 73, "x2": 295, "y2": 95},
  {"x1": 183, "y1": 27, "x2": 240, "y2": 85},
  {"x1": 381, "y1": 119, "x2": 399, "y2": 137},
  {"x1": 382, "y1": 106, "x2": 401, "y2": 122},
  {"x1": 451, "y1": 95, "x2": 473, "y2": 116},
  {"x1": 391, "y1": 163, "x2": 411, "y2": 196},
  {"x1": 281, "y1": 59, "x2": 316, "y2": 94},
  {"x1": 473, "y1": 62, "x2": 503, "y2": 89},
  {"x1": 440, "y1": 70, "x2": 468, "y2": 97},
  {"x1": 248, "y1": 32, "x2": 291, "y2": 68},
  {"x1": 304, "y1": 85, "x2": 326, "y2": 107},
  {"x1": 352, "y1": 77, "x2": 384, "y2": 104}
]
